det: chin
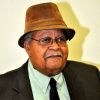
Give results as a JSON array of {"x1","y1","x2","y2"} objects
[
  {"x1": 47, "y1": 69, "x2": 62, "y2": 76},
  {"x1": 46, "y1": 57, "x2": 63, "y2": 66},
  {"x1": 45, "y1": 58, "x2": 66, "y2": 76},
  {"x1": 46, "y1": 64, "x2": 64, "y2": 76},
  {"x1": 47, "y1": 62, "x2": 63, "y2": 69}
]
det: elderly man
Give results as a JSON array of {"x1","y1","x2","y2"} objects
[{"x1": 0, "y1": 2, "x2": 100, "y2": 100}]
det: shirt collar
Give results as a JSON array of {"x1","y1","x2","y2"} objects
[
  {"x1": 52, "y1": 72, "x2": 64, "y2": 89},
  {"x1": 28, "y1": 60, "x2": 64, "y2": 93}
]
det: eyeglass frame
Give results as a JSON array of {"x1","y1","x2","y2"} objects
[{"x1": 28, "y1": 35, "x2": 68, "y2": 47}]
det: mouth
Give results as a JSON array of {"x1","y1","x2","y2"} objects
[
  {"x1": 47, "y1": 55, "x2": 62, "y2": 58},
  {"x1": 44, "y1": 52, "x2": 63, "y2": 59}
]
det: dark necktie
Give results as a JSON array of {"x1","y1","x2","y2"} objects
[{"x1": 49, "y1": 78, "x2": 60, "y2": 100}]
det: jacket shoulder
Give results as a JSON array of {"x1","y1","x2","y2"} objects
[
  {"x1": 0, "y1": 67, "x2": 20, "y2": 98},
  {"x1": 66, "y1": 60, "x2": 99, "y2": 72},
  {"x1": 0, "y1": 60, "x2": 28, "y2": 82},
  {"x1": 0, "y1": 67, "x2": 20, "y2": 85},
  {"x1": 0, "y1": 61, "x2": 28, "y2": 98},
  {"x1": 64, "y1": 60, "x2": 100, "y2": 81}
]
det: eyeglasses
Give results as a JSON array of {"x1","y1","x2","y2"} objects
[{"x1": 29, "y1": 35, "x2": 67, "y2": 47}]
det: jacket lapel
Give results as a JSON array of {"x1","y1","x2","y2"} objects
[
  {"x1": 63, "y1": 61, "x2": 85, "y2": 100},
  {"x1": 12, "y1": 61, "x2": 33, "y2": 100}
]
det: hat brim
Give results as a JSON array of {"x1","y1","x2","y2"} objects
[{"x1": 18, "y1": 27, "x2": 75, "y2": 48}]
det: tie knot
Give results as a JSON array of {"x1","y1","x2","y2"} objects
[{"x1": 49, "y1": 78, "x2": 57, "y2": 88}]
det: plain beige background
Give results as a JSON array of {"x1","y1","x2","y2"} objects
[{"x1": 0, "y1": 0, "x2": 100, "y2": 73}]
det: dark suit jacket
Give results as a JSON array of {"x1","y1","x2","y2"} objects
[{"x1": 0, "y1": 60, "x2": 100, "y2": 100}]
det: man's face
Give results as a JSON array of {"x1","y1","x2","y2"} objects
[{"x1": 24, "y1": 29, "x2": 68, "y2": 76}]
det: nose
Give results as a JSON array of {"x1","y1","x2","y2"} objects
[{"x1": 49, "y1": 40, "x2": 60, "y2": 50}]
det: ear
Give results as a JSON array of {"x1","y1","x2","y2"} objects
[{"x1": 24, "y1": 41, "x2": 31, "y2": 56}]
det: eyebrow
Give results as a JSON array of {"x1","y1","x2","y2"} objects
[{"x1": 31, "y1": 30, "x2": 65, "y2": 38}]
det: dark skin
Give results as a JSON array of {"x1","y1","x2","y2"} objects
[{"x1": 24, "y1": 29, "x2": 68, "y2": 76}]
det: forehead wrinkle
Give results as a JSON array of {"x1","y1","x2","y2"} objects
[
  {"x1": 31, "y1": 30, "x2": 49, "y2": 39},
  {"x1": 31, "y1": 29, "x2": 63, "y2": 39}
]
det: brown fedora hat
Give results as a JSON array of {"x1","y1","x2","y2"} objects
[{"x1": 18, "y1": 2, "x2": 75, "y2": 48}]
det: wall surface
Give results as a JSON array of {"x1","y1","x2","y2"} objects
[{"x1": 0, "y1": 0, "x2": 100, "y2": 73}]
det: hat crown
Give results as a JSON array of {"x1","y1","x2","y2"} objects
[
  {"x1": 26, "y1": 2, "x2": 62, "y2": 21},
  {"x1": 25, "y1": 2, "x2": 66, "y2": 33}
]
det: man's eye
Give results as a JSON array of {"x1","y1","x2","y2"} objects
[
  {"x1": 40, "y1": 37, "x2": 51, "y2": 44},
  {"x1": 57, "y1": 37, "x2": 66, "y2": 42}
]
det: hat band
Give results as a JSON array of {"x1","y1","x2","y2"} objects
[{"x1": 25, "y1": 18, "x2": 67, "y2": 33}]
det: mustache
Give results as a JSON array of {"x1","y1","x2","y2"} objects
[{"x1": 44, "y1": 52, "x2": 63, "y2": 59}]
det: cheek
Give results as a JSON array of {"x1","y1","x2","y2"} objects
[
  {"x1": 29, "y1": 46, "x2": 46, "y2": 67},
  {"x1": 62, "y1": 46, "x2": 68, "y2": 60}
]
